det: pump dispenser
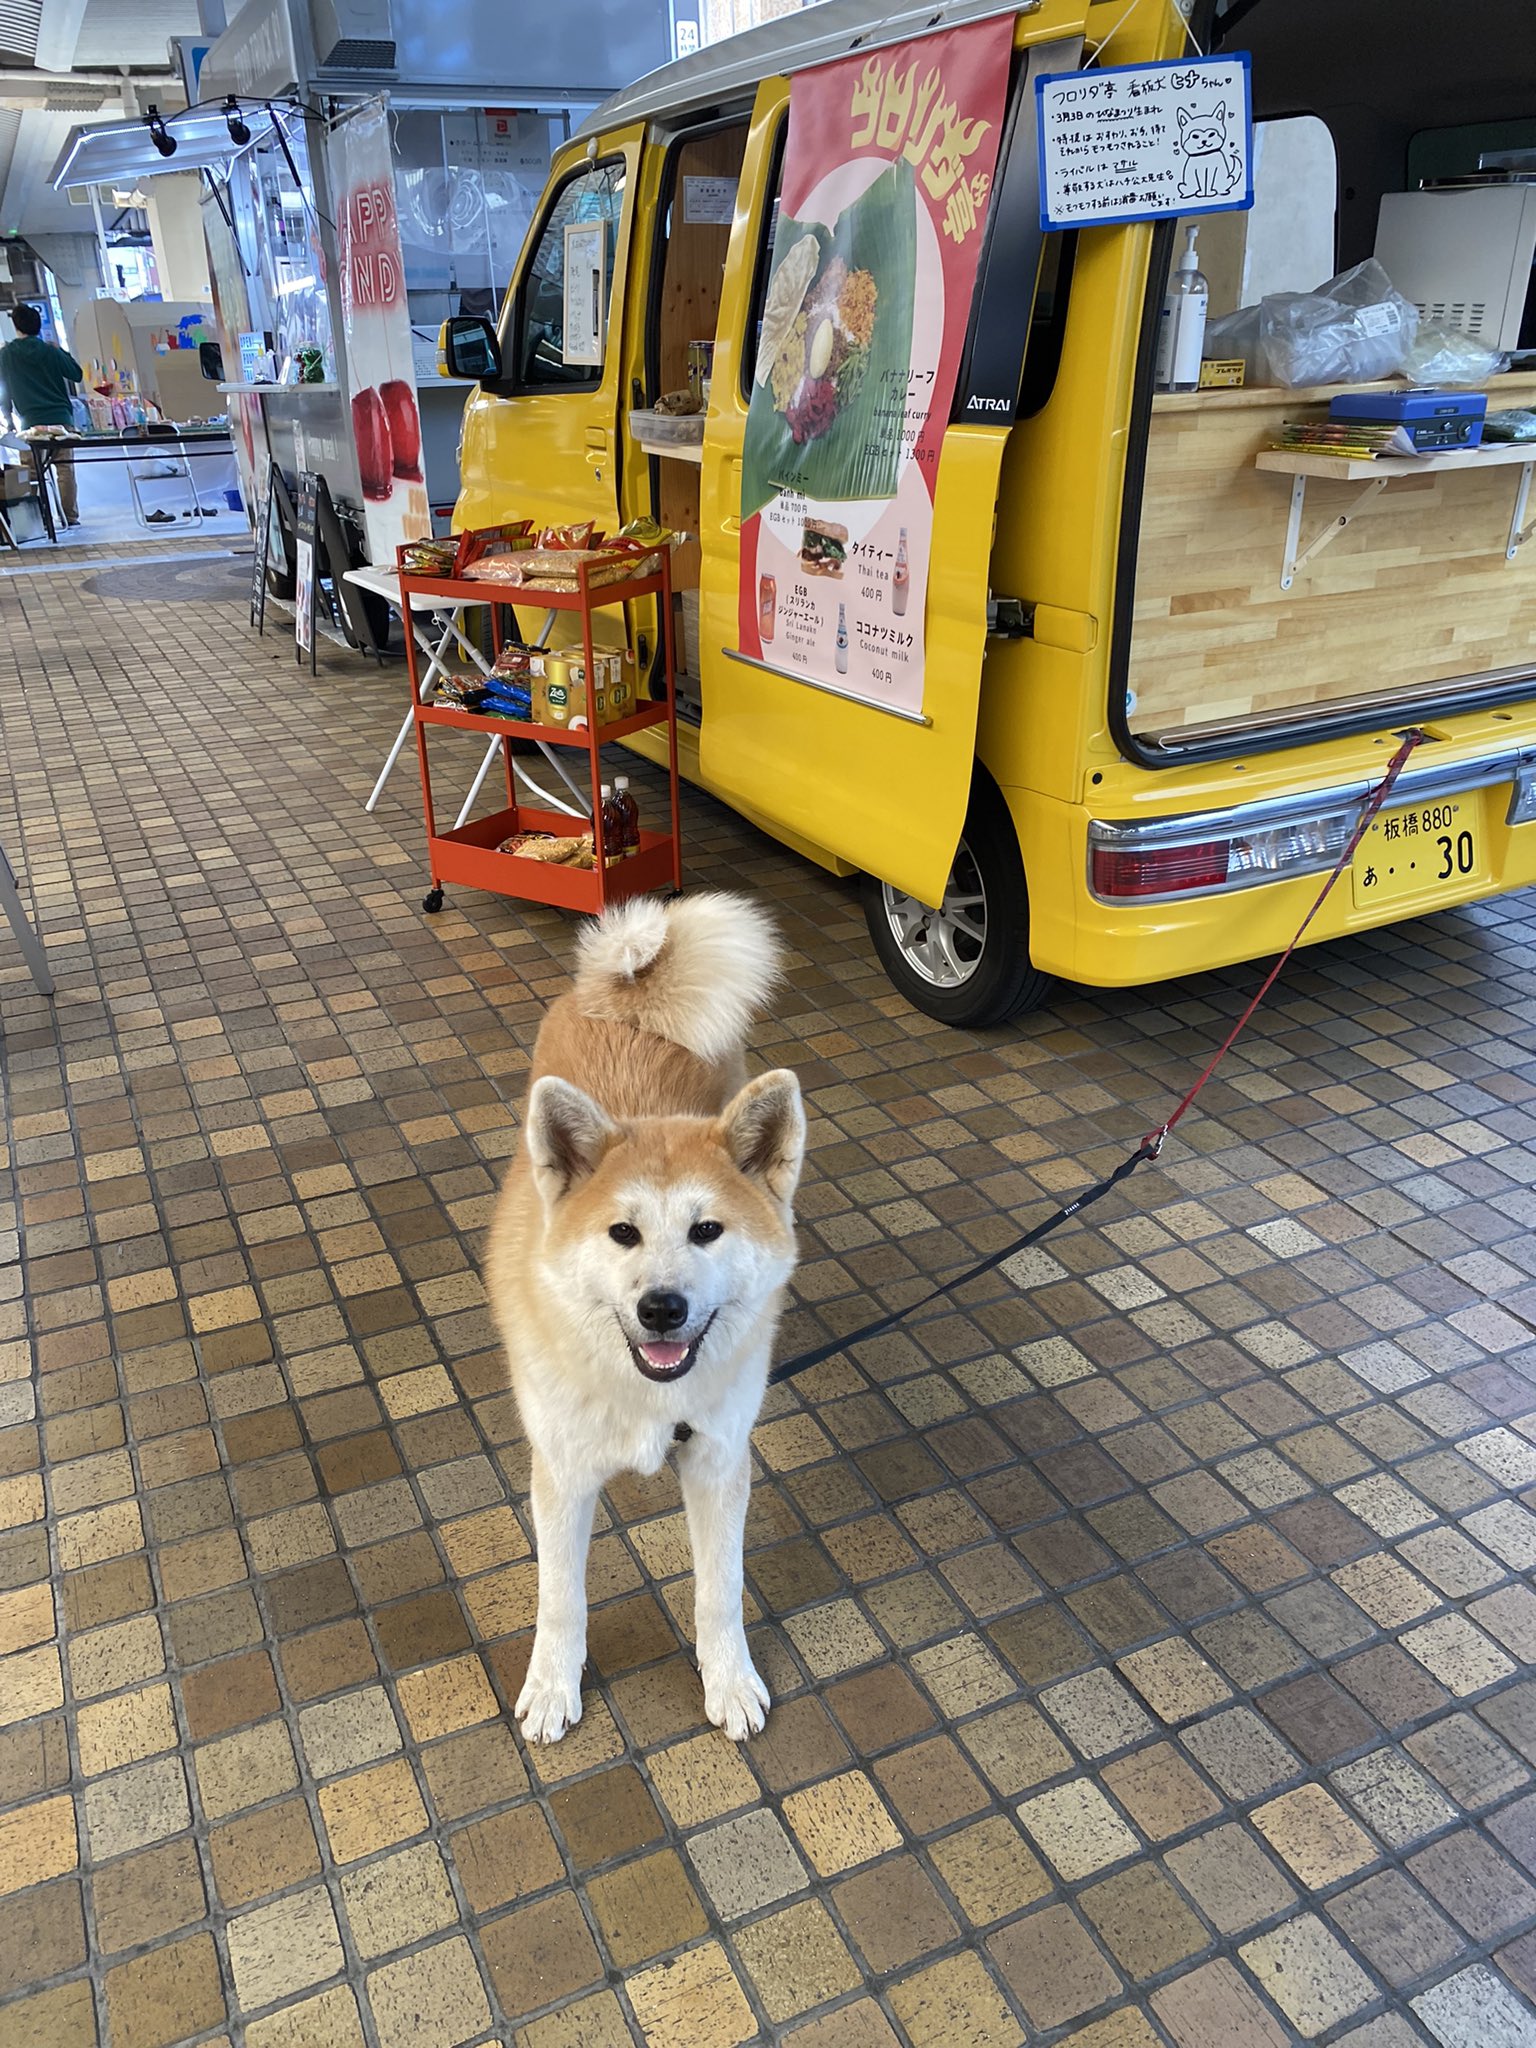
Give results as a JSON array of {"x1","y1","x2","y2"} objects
[{"x1": 1155, "y1": 224, "x2": 1209, "y2": 393}]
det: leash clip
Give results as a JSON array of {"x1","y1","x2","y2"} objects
[{"x1": 1143, "y1": 1126, "x2": 1168, "y2": 1161}]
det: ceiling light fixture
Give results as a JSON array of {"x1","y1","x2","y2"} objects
[
  {"x1": 224, "y1": 98, "x2": 251, "y2": 147},
  {"x1": 146, "y1": 107, "x2": 177, "y2": 158}
]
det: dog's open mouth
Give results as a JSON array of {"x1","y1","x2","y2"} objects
[{"x1": 625, "y1": 1313, "x2": 716, "y2": 1383}]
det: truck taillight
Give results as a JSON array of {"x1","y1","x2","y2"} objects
[{"x1": 1091, "y1": 839, "x2": 1231, "y2": 898}]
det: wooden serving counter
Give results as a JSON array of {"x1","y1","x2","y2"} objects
[{"x1": 1128, "y1": 372, "x2": 1536, "y2": 739}]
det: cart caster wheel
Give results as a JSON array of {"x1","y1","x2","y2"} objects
[{"x1": 422, "y1": 888, "x2": 444, "y2": 914}]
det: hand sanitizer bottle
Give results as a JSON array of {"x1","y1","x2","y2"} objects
[{"x1": 1156, "y1": 225, "x2": 1209, "y2": 393}]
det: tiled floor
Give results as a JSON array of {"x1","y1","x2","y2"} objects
[{"x1": 2, "y1": 548, "x2": 1536, "y2": 2048}]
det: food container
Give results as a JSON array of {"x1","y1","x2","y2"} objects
[{"x1": 629, "y1": 408, "x2": 705, "y2": 447}]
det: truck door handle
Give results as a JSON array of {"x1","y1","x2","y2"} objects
[{"x1": 585, "y1": 428, "x2": 609, "y2": 451}]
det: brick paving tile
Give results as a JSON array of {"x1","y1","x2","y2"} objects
[{"x1": 1, "y1": 541, "x2": 1535, "y2": 2042}]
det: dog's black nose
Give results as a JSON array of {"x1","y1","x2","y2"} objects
[{"x1": 637, "y1": 1290, "x2": 689, "y2": 1334}]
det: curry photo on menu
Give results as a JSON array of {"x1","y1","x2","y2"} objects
[{"x1": 743, "y1": 159, "x2": 917, "y2": 512}]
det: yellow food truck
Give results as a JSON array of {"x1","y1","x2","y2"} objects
[{"x1": 443, "y1": 0, "x2": 1536, "y2": 1024}]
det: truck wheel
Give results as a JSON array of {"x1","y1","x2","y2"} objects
[{"x1": 861, "y1": 776, "x2": 1051, "y2": 1026}]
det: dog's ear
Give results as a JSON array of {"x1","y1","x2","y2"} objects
[
  {"x1": 525, "y1": 1077, "x2": 619, "y2": 1208},
  {"x1": 716, "y1": 1070, "x2": 805, "y2": 1207}
]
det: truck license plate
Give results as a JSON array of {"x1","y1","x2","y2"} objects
[{"x1": 1351, "y1": 796, "x2": 1482, "y2": 909}]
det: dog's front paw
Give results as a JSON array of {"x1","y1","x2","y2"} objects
[
  {"x1": 701, "y1": 1654, "x2": 769, "y2": 1741},
  {"x1": 516, "y1": 1658, "x2": 584, "y2": 1744}
]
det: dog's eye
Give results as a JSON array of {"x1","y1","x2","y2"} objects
[
  {"x1": 689, "y1": 1220, "x2": 724, "y2": 1246},
  {"x1": 608, "y1": 1222, "x2": 641, "y2": 1247}
]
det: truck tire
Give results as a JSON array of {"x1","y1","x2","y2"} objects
[{"x1": 861, "y1": 773, "x2": 1052, "y2": 1027}]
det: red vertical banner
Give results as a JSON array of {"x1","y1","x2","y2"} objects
[{"x1": 739, "y1": 20, "x2": 1013, "y2": 717}]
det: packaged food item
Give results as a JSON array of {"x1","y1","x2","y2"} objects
[
  {"x1": 496, "y1": 830, "x2": 619, "y2": 871},
  {"x1": 531, "y1": 649, "x2": 636, "y2": 727},
  {"x1": 434, "y1": 675, "x2": 488, "y2": 710},
  {"x1": 492, "y1": 643, "x2": 534, "y2": 680},
  {"x1": 499, "y1": 832, "x2": 592, "y2": 865},
  {"x1": 537, "y1": 521, "x2": 598, "y2": 551},
  {"x1": 462, "y1": 547, "x2": 654, "y2": 591},
  {"x1": 481, "y1": 683, "x2": 533, "y2": 721},
  {"x1": 451, "y1": 521, "x2": 534, "y2": 577},
  {"x1": 401, "y1": 537, "x2": 458, "y2": 575},
  {"x1": 618, "y1": 516, "x2": 674, "y2": 546}
]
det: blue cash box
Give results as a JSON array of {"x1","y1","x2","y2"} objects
[{"x1": 1329, "y1": 387, "x2": 1487, "y2": 450}]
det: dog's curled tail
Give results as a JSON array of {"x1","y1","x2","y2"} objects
[{"x1": 572, "y1": 892, "x2": 781, "y2": 1065}]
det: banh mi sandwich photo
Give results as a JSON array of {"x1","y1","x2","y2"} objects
[{"x1": 799, "y1": 519, "x2": 848, "y2": 578}]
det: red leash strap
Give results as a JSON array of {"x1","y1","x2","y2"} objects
[{"x1": 1143, "y1": 728, "x2": 1427, "y2": 1159}]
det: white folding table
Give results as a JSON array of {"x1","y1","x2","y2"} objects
[{"x1": 344, "y1": 565, "x2": 590, "y2": 831}]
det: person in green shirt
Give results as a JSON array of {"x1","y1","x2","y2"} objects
[{"x1": 0, "y1": 306, "x2": 83, "y2": 526}]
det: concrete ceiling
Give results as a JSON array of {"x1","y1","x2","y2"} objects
[{"x1": 0, "y1": 0, "x2": 199, "y2": 244}]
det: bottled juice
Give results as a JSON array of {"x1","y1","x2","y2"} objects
[
  {"x1": 598, "y1": 784, "x2": 625, "y2": 866},
  {"x1": 835, "y1": 603, "x2": 849, "y2": 676},
  {"x1": 612, "y1": 776, "x2": 640, "y2": 855},
  {"x1": 892, "y1": 527, "x2": 909, "y2": 617}
]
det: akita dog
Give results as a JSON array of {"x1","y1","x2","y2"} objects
[{"x1": 485, "y1": 892, "x2": 804, "y2": 1743}]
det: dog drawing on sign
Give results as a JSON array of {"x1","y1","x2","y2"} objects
[
  {"x1": 484, "y1": 893, "x2": 804, "y2": 1744},
  {"x1": 1176, "y1": 102, "x2": 1242, "y2": 199}
]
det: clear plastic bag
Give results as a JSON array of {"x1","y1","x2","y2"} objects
[
  {"x1": 1400, "y1": 319, "x2": 1511, "y2": 387},
  {"x1": 1484, "y1": 409, "x2": 1536, "y2": 444},
  {"x1": 1203, "y1": 303, "x2": 1264, "y2": 379},
  {"x1": 1256, "y1": 259, "x2": 1419, "y2": 388}
]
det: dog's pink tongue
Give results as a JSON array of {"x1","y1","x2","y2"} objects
[{"x1": 640, "y1": 1340, "x2": 688, "y2": 1371}]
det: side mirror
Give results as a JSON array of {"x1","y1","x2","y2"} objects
[
  {"x1": 199, "y1": 341, "x2": 224, "y2": 381},
  {"x1": 439, "y1": 315, "x2": 502, "y2": 383}
]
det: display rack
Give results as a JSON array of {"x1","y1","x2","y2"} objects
[
  {"x1": 1255, "y1": 441, "x2": 1536, "y2": 588},
  {"x1": 399, "y1": 547, "x2": 683, "y2": 917}
]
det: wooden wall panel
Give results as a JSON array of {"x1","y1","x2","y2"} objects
[
  {"x1": 654, "y1": 126, "x2": 749, "y2": 597},
  {"x1": 1128, "y1": 373, "x2": 1536, "y2": 736}
]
